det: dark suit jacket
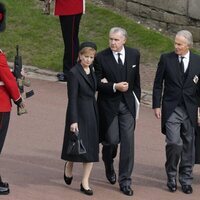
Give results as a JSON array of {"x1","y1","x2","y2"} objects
[
  {"x1": 94, "y1": 46, "x2": 141, "y2": 141},
  {"x1": 153, "y1": 51, "x2": 200, "y2": 133}
]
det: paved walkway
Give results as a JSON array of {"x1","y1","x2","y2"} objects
[{"x1": 1, "y1": 69, "x2": 200, "y2": 200}]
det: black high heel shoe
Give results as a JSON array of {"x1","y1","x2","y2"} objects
[
  {"x1": 80, "y1": 183, "x2": 93, "y2": 195},
  {"x1": 64, "y1": 162, "x2": 73, "y2": 185}
]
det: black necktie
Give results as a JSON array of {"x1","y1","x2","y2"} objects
[
  {"x1": 179, "y1": 56, "x2": 185, "y2": 73},
  {"x1": 117, "y1": 53, "x2": 123, "y2": 65}
]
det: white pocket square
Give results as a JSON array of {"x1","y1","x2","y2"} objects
[
  {"x1": 193, "y1": 75, "x2": 199, "y2": 84},
  {"x1": 132, "y1": 65, "x2": 136, "y2": 68}
]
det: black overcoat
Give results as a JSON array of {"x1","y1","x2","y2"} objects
[{"x1": 61, "y1": 63, "x2": 99, "y2": 162}]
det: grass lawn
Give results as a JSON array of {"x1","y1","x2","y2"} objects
[{"x1": 0, "y1": 0, "x2": 190, "y2": 72}]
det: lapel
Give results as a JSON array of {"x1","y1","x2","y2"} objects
[
  {"x1": 184, "y1": 52, "x2": 195, "y2": 86},
  {"x1": 124, "y1": 47, "x2": 133, "y2": 81},
  {"x1": 170, "y1": 52, "x2": 183, "y2": 85},
  {"x1": 90, "y1": 65, "x2": 97, "y2": 90},
  {"x1": 77, "y1": 63, "x2": 96, "y2": 91}
]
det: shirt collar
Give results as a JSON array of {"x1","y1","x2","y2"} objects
[
  {"x1": 179, "y1": 51, "x2": 190, "y2": 60},
  {"x1": 112, "y1": 46, "x2": 125, "y2": 56}
]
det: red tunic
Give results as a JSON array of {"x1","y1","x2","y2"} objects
[
  {"x1": 0, "y1": 51, "x2": 21, "y2": 112},
  {"x1": 54, "y1": 0, "x2": 84, "y2": 16}
]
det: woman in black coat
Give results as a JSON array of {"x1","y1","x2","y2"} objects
[{"x1": 61, "y1": 42, "x2": 99, "y2": 196}]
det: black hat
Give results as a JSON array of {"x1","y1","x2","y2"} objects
[
  {"x1": 0, "y1": 2, "x2": 6, "y2": 32},
  {"x1": 79, "y1": 42, "x2": 97, "y2": 51}
]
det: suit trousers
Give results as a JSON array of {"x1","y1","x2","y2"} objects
[
  {"x1": 102, "y1": 101, "x2": 135, "y2": 187},
  {"x1": 59, "y1": 14, "x2": 82, "y2": 77},
  {"x1": 0, "y1": 112, "x2": 10, "y2": 154},
  {"x1": 165, "y1": 106, "x2": 195, "y2": 186}
]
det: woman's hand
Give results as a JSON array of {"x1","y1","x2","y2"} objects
[
  {"x1": 154, "y1": 108, "x2": 161, "y2": 119},
  {"x1": 70, "y1": 123, "x2": 79, "y2": 133}
]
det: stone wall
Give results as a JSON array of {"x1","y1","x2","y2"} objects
[{"x1": 100, "y1": 0, "x2": 200, "y2": 42}]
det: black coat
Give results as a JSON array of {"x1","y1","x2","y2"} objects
[
  {"x1": 94, "y1": 46, "x2": 141, "y2": 142},
  {"x1": 61, "y1": 63, "x2": 99, "y2": 162},
  {"x1": 152, "y1": 51, "x2": 200, "y2": 164}
]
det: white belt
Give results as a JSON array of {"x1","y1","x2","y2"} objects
[{"x1": 0, "y1": 81, "x2": 4, "y2": 86}]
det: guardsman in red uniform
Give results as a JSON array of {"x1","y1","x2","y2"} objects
[
  {"x1": 0, "y1": 2, "x2": 25, "y2": 195},
  {"x1": 54, "y1": 0, "x2": 85, "y2": 81}
]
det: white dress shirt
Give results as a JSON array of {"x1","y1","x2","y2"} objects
[
  {"x1": 179, "y1": 51, "x2": 190, "y2": 72},
  {"x1": 112, "y1": 47, "x2": 125, "y2": 65}
]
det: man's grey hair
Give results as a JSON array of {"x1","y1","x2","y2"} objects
[
  {"x1": 109, "y1": 27, "x2": 128, "y2": 39},
  {"x1": 176, "y1": 30, "x2": 193, "y2": 47}
]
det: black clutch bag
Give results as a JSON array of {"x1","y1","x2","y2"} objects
[{"x1": 66, "y1": 131, "x2": 86, "y2": 155}]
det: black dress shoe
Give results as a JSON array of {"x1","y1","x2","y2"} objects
[
  {"x1": 106, "y1": 171, "x2": 116, "y2": 185},
  {"x1": 120, "y1": 185, "x2": 133, "y2": 196},
  {"x1": 56, "y1": 72, "x2": 64, "y2": 78},
  {"x1": 104, "y1": 163, "x2": 116, "y2": 184},
  {"x1": 57, "y1": 73, "x2": 67, "y2": 82},
  {"x1": 167, "y1": 179, "x2": 177, "y2": 192},
  {"x1": 80, "y1": 183, "x2": 93, "y2": 195},
  {"x1": 64, "y1": 162, "x2": 73, "y2": 185},
  {"x1": 181, "y1": 185, "x2": 193, "y2": 194},
  {"x1": 0, "y1": 181, "x2": 9, "y2": 195}
]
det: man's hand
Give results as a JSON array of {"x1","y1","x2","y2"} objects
[
  {"x1": 115, "y1": 82, "x2": 129, "y2": 92},
  {"x1": 17, "y1": 99, "x2": 27, "y2": 115},
  {"x1": 154, "y1": 108, "x2": 161, "y2": 119},
  {"x1": 19, "y1": 101, "x2": 25, "y2": 109},
  {"x1": 198, "y1": 107, "x2": 200, "y2": 126}
]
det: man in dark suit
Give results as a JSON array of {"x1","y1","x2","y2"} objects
[
  {"x1": 94, "y1": 27, "x2": 141, "y2": 196},
  {"x1": 153, "y1": 30, "x2": 200, "y2": 194}
]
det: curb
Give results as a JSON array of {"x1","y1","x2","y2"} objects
[
  {"x1": 141, "y1": 90, "x2": 152, "y2": 108},
  {"x1": 8, "y1": 62, "x2": 58, "y2": 82}
]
